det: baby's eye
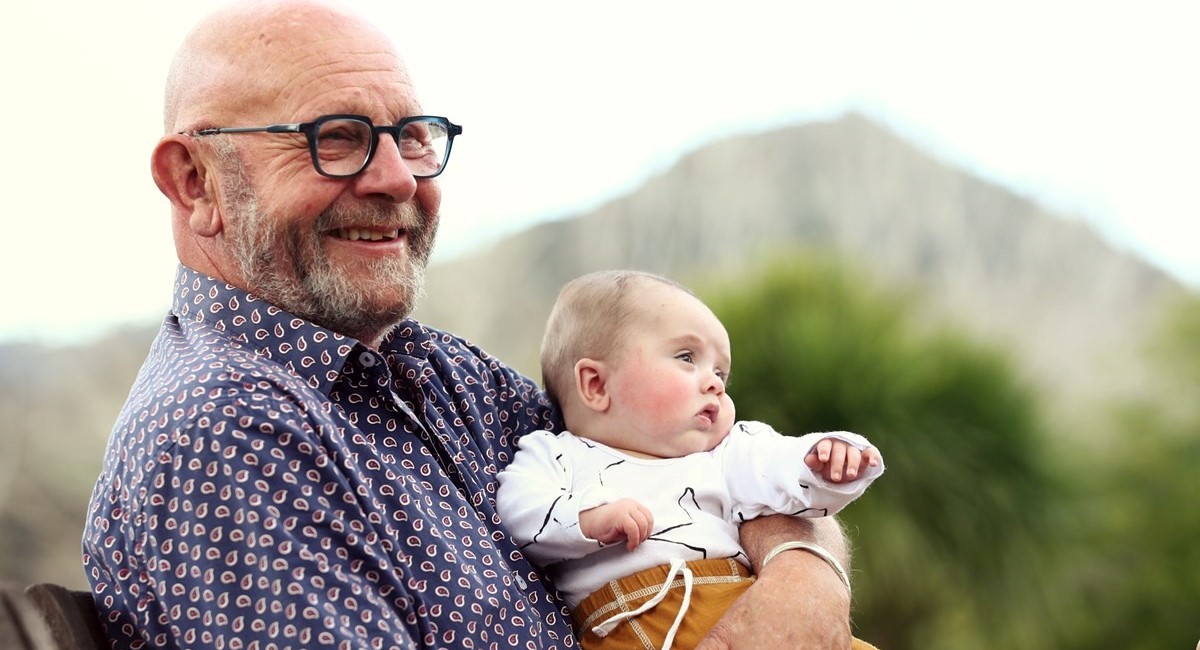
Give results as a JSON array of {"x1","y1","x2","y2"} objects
[
  {"x1": 715, "y1": 370, "x2": 730, "y2": 386},
  {"x1": 676, "y1": 352, "x2": 695, "y2": 364}
]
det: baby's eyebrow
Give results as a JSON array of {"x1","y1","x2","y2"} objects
[{"x1": 667, "y1": 333, "x2": 704, "y2": 348}]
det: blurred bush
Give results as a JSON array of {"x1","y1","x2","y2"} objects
[
  {"x1": 700, "y1": 256, "x2": 1197, "y2": 650},
  {"x1": 1052, "y1": 297, "x2": 1200, "y2": 650}
]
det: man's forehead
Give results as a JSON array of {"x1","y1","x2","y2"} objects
[
  {"x1": 178, "y1": 8, "x2": 414, "y2": 126},
  {"x1": 272, "y1": 46, "x2": 414, "y2": 111},
  {"x1": 219, "y1": 5, "x2": 399, "y2": 75}
]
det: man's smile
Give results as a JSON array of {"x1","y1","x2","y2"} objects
[{"x1": 330, "y1": 227, "x2": 402, "y2": 242}]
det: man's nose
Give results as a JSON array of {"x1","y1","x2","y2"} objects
[{"x1": 353, "y1": 136, "x2": 419, "y2": 203}]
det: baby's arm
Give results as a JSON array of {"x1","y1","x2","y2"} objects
[
  {"x1": 722, "y1": 422, "x2": 885, "y2": 521},
  {"x1": 497, "y1": 431, "x2": 622, "y2": 564},
  {"x1": 579, "y1": 498, "x2": 654, "y2": 551},
  {"x1": 804, "y1": 437, "x2": 883, "y2": 483}
]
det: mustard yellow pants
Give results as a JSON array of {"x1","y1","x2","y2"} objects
[{"x1": 571, "y1": 558, "x2": 880, "y2": 649}]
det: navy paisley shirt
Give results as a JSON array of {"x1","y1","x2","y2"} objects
[{"x1": 83, "y1": 266, "x2": 576, "y2": 649}]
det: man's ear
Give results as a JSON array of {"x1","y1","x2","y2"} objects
[
  {"x1": 151, "y1": 135, "x2": 222, "y2": 237},
  {"x1": 574, "y1": 358, "x2": 610, "y2": 413}
]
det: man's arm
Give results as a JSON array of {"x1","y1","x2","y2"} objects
[
  {"x1": 85, "y1": 395, "x2": 422, "y2": 650},
  {"x1": 698, "y1": 515, "x2": 854, "y2": 650},
  {"x1": 742, "y1": 512, "x2": 851, "y2": 573}
]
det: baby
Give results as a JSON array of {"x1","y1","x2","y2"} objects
[{"x1": 497, "y1": 270, "x2": 883, "y2": 649}]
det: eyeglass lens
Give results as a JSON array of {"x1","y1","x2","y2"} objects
[{"x1": 315, "y1": 117, "x2": 450, "y2": 178}]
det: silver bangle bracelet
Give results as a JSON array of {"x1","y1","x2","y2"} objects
[{"x1": 760, "y1": 540, "x2": 852, "y2": 595}]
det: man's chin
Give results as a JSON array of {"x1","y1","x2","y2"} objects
[
  {"x1": 313, "y1": 307, "x2": 406, "y2": 346},
  {"x1": 319, "y1": 278, "x2": 423, "y2": 343}
]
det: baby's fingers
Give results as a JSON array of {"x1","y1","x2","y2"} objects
[
  {"x1": 827, "y1": 441, "x2": 848, "y2": 481},
  {"x1": 842, "y1": 445, "x2": 863, "y2": 480},
  {"x1": 620, "y1": 516, "x2": 640, "y2": 551},
  {"x1": 844, "y1": 446, "x2": 882, "y2": 481},
  {"x1": 622, "y1": 516, "x2": 648, "y2": 551},
  {"x1": 634, "y1": 504, "x2": 654, "y2": 541},
  {"x1": 622, "y1": 505, "x2": 655, "y2": 550},
  {"x1": 804, "y1": 450, "x2": 824, "y2": 472},
  {"x1": 813, "y1": 438, "x2": 833, "y2": 462},
  {"x1": 863, "y1": 446, "x2": 882, "y2": 467}
]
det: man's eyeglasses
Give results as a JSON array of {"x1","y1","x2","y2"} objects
[{"x1": 188, "y1": 114, "x2": 462, "y2": 179}]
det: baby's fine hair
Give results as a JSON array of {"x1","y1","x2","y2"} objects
[{"x1": 540, "y1": 270, "x2": 692, "y2": 407}]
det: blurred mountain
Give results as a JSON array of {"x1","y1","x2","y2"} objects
[
  {"x1": 415, "y1": 112, "x2": 1189, "y2": 411},
  {"x1": 0, "y1": 112, "x2": 1191, "y2": 589}
]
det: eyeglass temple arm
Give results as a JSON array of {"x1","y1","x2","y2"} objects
[{"x1": 192, "y1": 124, "x2": 303, "y2": 136}]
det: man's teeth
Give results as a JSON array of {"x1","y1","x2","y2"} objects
[{"x1": 334, "y1": 228, "x2": 401, "y2": 241}]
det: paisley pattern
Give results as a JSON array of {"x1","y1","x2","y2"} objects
[{"x1": 82, "y1": 265, "x2": 576, "y2": 649}]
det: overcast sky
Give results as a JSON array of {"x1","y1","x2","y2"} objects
[{"x1": 1, "y1": 0, "x2": 1196, "y2": 345}]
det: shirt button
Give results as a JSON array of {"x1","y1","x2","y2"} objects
[
  {"x1": 359, "y1": 352, "x2": 377, "y2": 367},
  {"x1": 515, "y1": 573, "x2": 528, "y2": 590}
]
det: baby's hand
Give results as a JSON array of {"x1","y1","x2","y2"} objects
[
  {"x1": 579, "y1": 498, "x2": 654, "y2": 551},
  {"x1": 804, "y1": 438, "x2": 882, "y2": 483}
]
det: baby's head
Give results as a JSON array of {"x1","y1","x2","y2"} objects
[{"x1": 540, "y1": 270, "x2": 735, "y2": 459}]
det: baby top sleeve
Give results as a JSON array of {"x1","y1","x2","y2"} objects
[{"x1": 717, "y1": 421, "x2": 884, "y2": 522}]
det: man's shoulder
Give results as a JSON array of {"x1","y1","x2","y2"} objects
[
  {"x1": 389, "y1": 319, "x2": 539, "y2": 389},
  {"x1": 388, "y1": 319, "x2": 495, "y2": 364},
  {"x1": 144, "y1": 317, "x2": 310, "y2": 388},
  {"x1": 118, "y1": 318, "x2": 326, "y2": 431}
]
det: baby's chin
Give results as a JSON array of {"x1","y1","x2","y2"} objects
[{"x1": 675, "y1": 429, "x2": 732, "y2": 456}]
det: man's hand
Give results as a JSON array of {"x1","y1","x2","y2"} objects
[
  {"x1": 579, "y1": 498, "x2": 654, "y2": 551},
  {"x1": 698, "y1": 515, "x2": 853, "y2": 650},
  {"x1": 805, "y1": 438, "x2": 882, "y2": 483}
]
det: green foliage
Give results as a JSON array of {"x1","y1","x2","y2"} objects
[
  {"x1": 698, "y1": 259, "x2": 1200, "y2": 649},
  {"x1": 1055, "y1": 296, "x2": 1200, "y2": 650},
  {"x1": 700, "y1": 256, "x2": 1064, "y2": 649}
]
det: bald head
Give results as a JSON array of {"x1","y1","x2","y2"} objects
[{"x1": 164, "y1": 0, "x2": 407, "y2": 134}]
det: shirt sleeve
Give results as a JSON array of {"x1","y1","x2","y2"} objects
[
  {"x1": 87, "y1": 391, "x2": 418, "y2": 650},
  {"x1": 719, "y1": 421, "x2": 885, "y2": 521},
  {"x1": 461, "y1": 337, "x2": 564, "y2": 458},
  {"x1": 495, "y1": 431, "x2": 617, "y2": 565}
]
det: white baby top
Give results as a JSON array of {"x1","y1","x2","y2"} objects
[{"x1": 495, "y1": 420, "x2": 883, "y2": 607}]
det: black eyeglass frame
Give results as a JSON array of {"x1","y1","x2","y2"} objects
[{"x1": 188, "y1": 114, "x2": 463, "y2": 179}]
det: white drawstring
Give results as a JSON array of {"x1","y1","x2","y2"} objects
[{"x1": 590, "y1": 558, "x2": 694, "y2": 650}]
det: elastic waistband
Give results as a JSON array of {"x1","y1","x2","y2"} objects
[{"x1": 575, "y1": 557, "x2": 752, "y2": 632}]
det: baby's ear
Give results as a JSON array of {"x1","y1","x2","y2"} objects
[{"x1": 574, "y1": 358, "x2": 610, "y2": 412}]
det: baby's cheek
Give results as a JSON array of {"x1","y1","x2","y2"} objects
[
  {"x1": 621, "y1": 373, "x2": 683, "y2": 424},
  {"x1": 718, "y1": 396, "x2": 736, "y2": 429},
  {"x1": 626, "y1": 384, "x2": 674, "y2": 420}
]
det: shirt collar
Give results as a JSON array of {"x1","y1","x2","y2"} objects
[
  {"x1": 171, "y1": 266, "x2": 441, "y2": 391},
  {"x1": 171, "y1": 265, "x2": 359, "y2": 394}
]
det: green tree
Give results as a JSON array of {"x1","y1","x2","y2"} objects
[
  {"x1": 698, "y1": 256, "x2": 1065, "y2": 649},
  {"x1": 1056, "y1": 296, "x2": 1200, "y2": 649}
]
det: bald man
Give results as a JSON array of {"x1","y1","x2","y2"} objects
[{"x1": 82, "y1": 2, "x2": 856, "y2": 648}]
